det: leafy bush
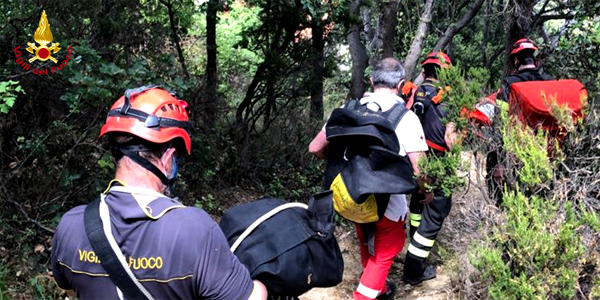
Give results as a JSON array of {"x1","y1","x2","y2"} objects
[
  {"x1": 0, "y1": 80, "x2": 25, "y2": 114},
  {"x1": 470, "y1": 98, "x2": 600, "y2": 299},
  {"x1": 471, "y1": 190, "x2": 592, "y2": 299},
  {"x1": 500, "y1": 110, "x2": 553, "y2": 189},
  {"x1": 417, "y1": 63, "x2": 487, "y2": 194}
]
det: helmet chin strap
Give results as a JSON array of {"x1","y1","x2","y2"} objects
[{"x1": 119, "y1": 146, "x2": 178, "y2": 189}]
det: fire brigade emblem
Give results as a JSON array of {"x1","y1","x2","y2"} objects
[{"x1": 26, "y1": 10, "x2": 60, "y2": 63}]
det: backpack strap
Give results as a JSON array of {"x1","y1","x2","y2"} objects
[
  {"x1": 84, "y1": 196, "x2": 154, "y2": 300},
  {"x1": 384, "y1": 103, "x2": 409, "y2": 129},
  {"x1": 230, "y1": 203, "x2": 309, "y2": 253}
]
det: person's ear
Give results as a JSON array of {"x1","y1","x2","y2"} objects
[
  {"x1": 396, "y1": 79, "x2": 405, "y2": 92},
  {"x1": 161, "y1": 148, "x2": 177, "y2": 172}
]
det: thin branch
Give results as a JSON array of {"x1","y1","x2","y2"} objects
[
  {"x1": 1, "y1": 188, "x2": 54, "y2": 234},
  {"x1": 433, "y1": 0, "x2": 486, "y2": 51}
]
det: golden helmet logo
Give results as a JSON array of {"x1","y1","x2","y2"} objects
[
  {"x1": 26, "y1": 10, "x2": 61, "y2": 63},
  {"x1": 13, "y1": 10, "x2": 73, "y2": 75}
]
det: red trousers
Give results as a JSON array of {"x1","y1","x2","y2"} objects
[{"x1": 353, "y1": 217, "x2": 406, "y2": 300}]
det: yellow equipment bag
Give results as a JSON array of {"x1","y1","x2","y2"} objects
[{"x1": 330, "y1": 173, "x2": 380, "y2": 224}]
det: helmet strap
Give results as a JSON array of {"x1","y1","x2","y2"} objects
[{"x1": 119, "y1": 146, "x2": 177, "y2": 188}]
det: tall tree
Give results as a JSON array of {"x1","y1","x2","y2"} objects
[
  {"x1": 346, "y1": 0, "x2": 369, "y2": 99},
  {"x1": 310, "y1": 17, "x2": 325, "y2": 120},
  {"x1": 403, "y1": 0, "x2": 435, "y2": 81},
  {"x1": 205, "y1": 0, "x2": 219, "y2": 128},
  {"x1": 377, "y1": 0, "x2": 401, "y2": 59},
  {"x1": 158, "y1": 0, "x2": 190, "y2": 79},
  {"x1": 501, "y1": 0, "x2": 536, "y2": 76}
]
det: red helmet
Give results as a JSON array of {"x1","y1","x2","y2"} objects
[
  {"x1": 510, "y1": 38, "x2": 538, "y2": 56},
  {"x1": 99, "y1": 86, "x2": 193, "y2": 155},
  {"x1": 422, "y1": 51, "x2": 452, "y2": 68}
]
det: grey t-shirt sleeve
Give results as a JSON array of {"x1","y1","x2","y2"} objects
[
  {"x1": 196, "y1": 224, "x2": 254, "y2": 300},
  {"x1": 51, "y1": 218, "x2": 73, "y2": 290}
]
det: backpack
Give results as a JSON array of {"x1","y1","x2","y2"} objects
[
  {"x1": 324, "y1": 99, "x2": 417, "y2": 224},
  {"x1": 219, "y1": 191, "x2": 343, "y2": 298},
  {"x1": 509, "y1": 79, "x2": 587, "y2": 134}
]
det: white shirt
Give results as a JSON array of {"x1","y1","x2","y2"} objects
[{"x1": 324, "y1": 91, "x2": 429, "y2": 222}]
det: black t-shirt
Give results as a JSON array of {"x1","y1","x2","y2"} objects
[
  {"x1": 411, "y1": 80, "x2": 448, "y2": 150},
  {"x1": 498, "y1": 68, "x2": 553, "y2": 100}
]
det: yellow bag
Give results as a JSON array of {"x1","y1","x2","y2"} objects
[{"x1": 330, "y1": 173, "x2": 380, "y2": 224}]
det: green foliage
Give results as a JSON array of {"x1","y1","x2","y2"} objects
[
  {"x1": 500, "y1": 107, "x2": 553, "y2": 188},
  {"x1": 194, "y1": 193, "x2": 217, "y2": 213},
  {"x1": 418, "y1": 146, "x2": 467, "y2": 196},
  {"x1": 580, "y1": 207, "x2": 600, "y2": 231},
  {"x1": 472, "y1": 190, "x2": 586, "y2": 299},
  {"x1": 471, "y1": 94, "x2": 599, "y2": 299},
  {"x1": 57, "y1": 40, "x2": 196, "y2": 113},
  {"x1": 545, "y1": 16, "x2": 600, "y2": 93},
  {"x1": 188, "y1": 2, "x2": 263, "y2": 104},
  {"x1": 0, "y1": 80, "x2": 25, "y2": 114},
  {"x1": 435, "y1": 63, "x2": 489, "y2": 131},
  {"x1": 29, "y1": 274, "x2": 65, "y2": 300},
  {"x1": 543, "y1": 91, "x2": 577, "y2": 132},
  {"x1": 417, "y1": 63, "x2": 486, "y2": 194}
]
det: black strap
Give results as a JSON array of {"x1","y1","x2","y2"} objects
[
  {"x1": 384, "y1": 103, "x2": 409, "y2": 129},
  {"x1": 121, "y1": 85, "x2": 164, "y2": 115},
  {"x1": 107, "y1": 109, "x2": 193, "y2": 130},
  {"x1": 120, "y1": 147, "x2": 175, "y2": 186},
  {"x1": 361, "y1": 101, "x2": 383, "y2": 113},
  {"x1": 84, "y1": 198, "x2": 148, "y2": 300},
  {"x1": 114, "y1": 85, "x2": 193, "y2": 131},
  {"x1": 360, "y1": 223, "x2": 377, "y2": 256}
]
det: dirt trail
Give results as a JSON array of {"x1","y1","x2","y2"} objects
[
  {"x1": 300, "y1": 152, "x2": 483, "y2": 300},
  {"x1": 299, "y1": 231, "x2": 455, "y2": 300}
]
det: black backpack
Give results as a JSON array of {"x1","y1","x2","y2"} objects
[
  {"x1": 324, "y1": 98, "x2": 417, "y2": 224},
  {"x1": 219, "y1": 191, "x2": 343, "y2": 297}
]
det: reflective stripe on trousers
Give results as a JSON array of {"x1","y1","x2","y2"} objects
[
  {"x1": 409, "y1": 213, "x2": 422, "y2": 228},
  {"x1": 404, "y1": 192, "x2": 452, "y2": 279}
]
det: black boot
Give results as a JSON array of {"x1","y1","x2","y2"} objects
[
  {"x1": 403, "y1": 265, "x2": 436, "y2": 286},
  {"x1": 376, "y1": 281, "x2": 397, "y2": 300}
]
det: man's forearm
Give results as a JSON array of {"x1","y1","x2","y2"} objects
[{"x1": 408, "y1": 151, "x2": 430, "y2": 191}]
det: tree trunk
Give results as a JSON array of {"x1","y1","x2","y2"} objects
[
  {"x1": 482, "y1": 0, "x2": 492, "y2": 67},
  {"x1": 310, "y1": 19, "x2": 325, "y2": 120},
  {"x1": 160, "y1": 0, "x2": 190, "y2": 79},
  {"x1": 377, "y1": 0, "x2": 401, "y2": 58},
  {"x1": 502, "y1": 0, "x2": 537, "y2": 76},
  {"x1": 205, "y1": 0, "x2": 218, "y2": 127},
  {"x1": 433, "y1": 0, "x2": 486, "y2": 52},
  {"x1": 347, "y1": 0, "x2": 369, "y2": 99},
  {"x1": 403, "y1": 0, "x2": 435, "y2": 81}
]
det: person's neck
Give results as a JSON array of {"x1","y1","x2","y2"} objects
[
  {"x1": 115, "y1": 166, "x2": 164, "y2": 194},
  {"x1": 425, "y1": 77, "x2": 438, "y2": 82},
  {"x1": 372, "y1": 87, "x2": 399, "y2": 95},
  {"x1": 518, "y1": 64, "x2": 536, "y2": 71}
]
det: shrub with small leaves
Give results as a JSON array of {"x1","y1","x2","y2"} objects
[
  {"x1": 472, "y1": 190, "x2": 586, "y2": 300},
  {"x1": 0, "y1": 80, "x2": 25, "y2": 114},
  {"x1": 500, "y1": 107, "x2": 553, "y2": 189},
  {"x1": 417, "y1": 63, "x2": 487, "y2": 194}
]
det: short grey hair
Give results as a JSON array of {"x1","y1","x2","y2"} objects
[{"x1": 371, "y1": 57, "x2": 406, "y2": 89}]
